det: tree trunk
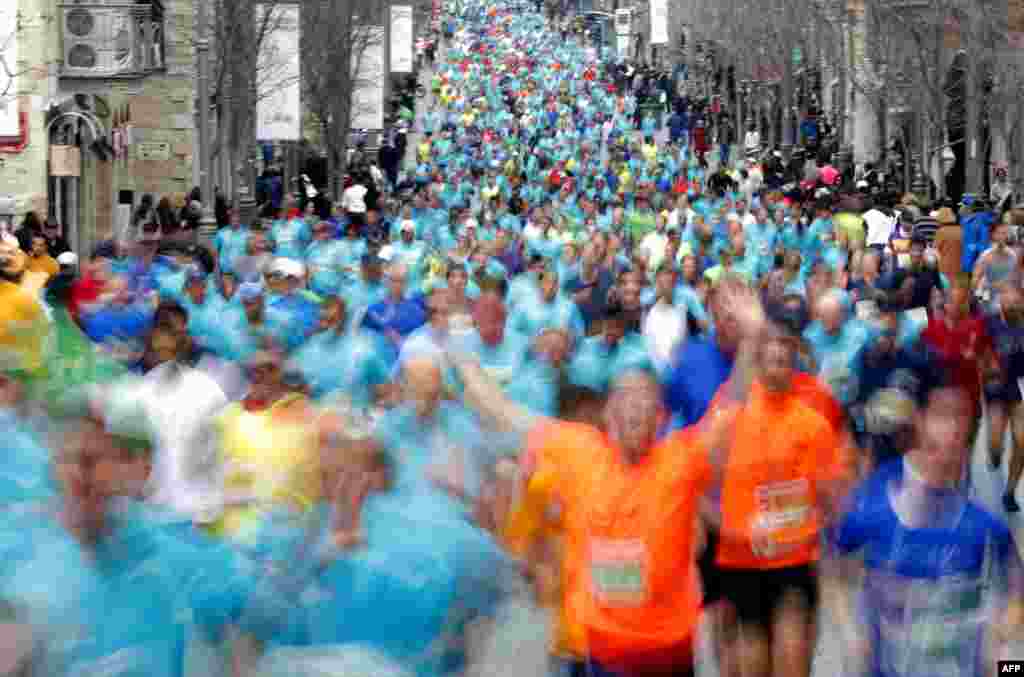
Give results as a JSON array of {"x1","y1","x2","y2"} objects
[
  {"x1": 837, "y1": 15, "x2": 846, "y2": 149},
  {"x1": 964, "y1": 51, "x2": 981, "y2": 195}
]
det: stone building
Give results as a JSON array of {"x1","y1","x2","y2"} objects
[{"x1": 0, "y1": 0, "x2": 195, "y2": 256}]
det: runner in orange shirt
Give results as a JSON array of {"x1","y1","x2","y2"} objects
[
  {"x1": 453, "y1": 279, "x2": 766, "y2": 677},
  {"x1": 703, "y1": 305, "x2": 854, "y2": 677}
]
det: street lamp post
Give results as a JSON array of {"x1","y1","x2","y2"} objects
[{"x1": 195, "y1": 0, "x2": 217, "y2": 243}]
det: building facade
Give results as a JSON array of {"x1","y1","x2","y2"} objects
[{"x1": 0, "y1": 0, "x2": 195, "y2": 256}]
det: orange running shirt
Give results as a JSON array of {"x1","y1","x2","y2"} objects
[
  {"x1": 790, "y1": 371, "x2": 846, "y2": 433},
  {"x1": 524, "y1": 420, "x2": 711, "y2": 665},
  {"x1": 712, "y1": 380, "x2": 845, "y2": 570}
]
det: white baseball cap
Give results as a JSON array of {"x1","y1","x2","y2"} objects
[
  {"x1": 57, "y1": 252, "x2": 78, "y2": 266},
  {"x1": 266, "y1": 257, "x2": 306, "y2": 278}
]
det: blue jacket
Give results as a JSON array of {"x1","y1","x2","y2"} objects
[{"x1": 962, "y1": 210, "x2": 996, "y2": 274}]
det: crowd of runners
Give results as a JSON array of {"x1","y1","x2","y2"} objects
[{"x1": 1, "y1": 1, "x2": 1024, "y2": 676}]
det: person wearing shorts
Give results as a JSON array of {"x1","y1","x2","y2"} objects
[
  {"x1": 983, "y1": 285, "x2": 1024, "y2": 512},
  {"x1": 708, "y1": 305, "x2": 852, "y2": 677},
  {"x1": 454, "y1": 278, "x2": 769, "y2": 677}
]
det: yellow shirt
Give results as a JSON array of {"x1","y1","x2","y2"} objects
[
  {"x1": 502, "y1": 468, "x2": 581, "y2": 658},
  {"x1": 211, "y1": 393, "x2": 322, "y2": 541},
  {"x1": 0, "y1": 279, "x2": 46, "y2": 375},
  {"x1": 26, "y1": 255, "x2": 59, "y2": 278}
]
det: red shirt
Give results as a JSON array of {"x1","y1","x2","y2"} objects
[
  {"x1": 69, "y1": 275, "x2": 104, "y2": 319},
  {"x1": 922, "y1": 314, "x2": 989, "y2": 404}
]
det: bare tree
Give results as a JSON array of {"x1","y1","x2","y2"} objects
[
  {"x1": 0, "y1": 24, "x2": 14, "y2": 103},
  {"x1": 0, "y1": 9, "x2": 56, "y2": 118},
  {"x1": 197, "y1": 0, "x2": 297, "y2": 201},
  {"x1": 301, "y1": 0, "x2": 385, "y2": 200}
]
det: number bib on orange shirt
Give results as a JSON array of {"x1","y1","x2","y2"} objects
[
  {"x1": 589, "y1": 538, "x2": 649, "y2": 606},
  {"x1": 752, "y1": 479, "x2": 812, "y2": 558}
]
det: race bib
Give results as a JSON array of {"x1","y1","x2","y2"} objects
[
  {"x1": 754, "y1": 479, "x2": 811, "y2": 533},
  {"x1": 589, "y1": 538, "x2": 649, "y2": 606},
  {"x1": 885, "y1": 576, "x2": 986, "y2": 677},
  {"x1": 751, "y1": 479, "x2": 813, "y2": 559}
]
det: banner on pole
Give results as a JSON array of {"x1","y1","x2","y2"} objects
[
  {"x1": 390, "y1": 5, "x2": 414, "y2": 73},
  {"x1": 649, "y1": 0, "x2": 668, "y2": 45},
  {"x1": 614, "y1": 8, "x2": 631, "y2": 36},
  {"x1": 256, "y1": 4, "x2": 301, "y2": 141},
  {"x1": 351, "y1": 27, "x2": 385, "y2": 130}
]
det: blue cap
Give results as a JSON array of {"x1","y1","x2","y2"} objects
[
  {"x1": 238, "y1": 282, "x2": 264, "y2": 302},
  {"x1": 361, "y1": 253, "x2": 384, "y2": 266}
]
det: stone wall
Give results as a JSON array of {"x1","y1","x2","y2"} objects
[
  {"x1": 0, "y1": 0, "x2": 59, "y2": 221},
  {"x1": 1, "y1": 0, "x2": 195, "y2": 246},
  {"x1": 60, "y1": 0, "x2": 196, "y2": 245}
]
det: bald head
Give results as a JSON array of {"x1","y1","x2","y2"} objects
[
  {"x1": 815, "y1": 289, "x2": 846, "y2": 335},
  {"x1": 403, "y1": 355, "x2": 443, "y2": 418}
]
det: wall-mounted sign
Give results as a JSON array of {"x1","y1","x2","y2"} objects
[
  {"x1": 50, "y1": 145, "x2": 82, "y2": 177},
  {"x1": 135, "y1": 141, "x2": 171, "y2": 161}
]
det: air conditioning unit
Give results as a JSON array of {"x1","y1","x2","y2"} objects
[{"x1": 62, "y1": 4, "x2": 137, "y2": 77}]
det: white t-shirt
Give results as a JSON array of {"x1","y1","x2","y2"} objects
[
  {"x1": 864, "y1": 209, "x2": 896, "y2": 247},
  {"x1": 643, "y1": 300, "x2": 688, "y2": 374},
  {"x1": 342, "y1": 184, "x2": 369, "y2": 214},
  {"x1": 128, "y1": 363, "x2": 229, "y2": 520}
]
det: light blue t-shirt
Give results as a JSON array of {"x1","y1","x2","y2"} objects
[
  {"x1": 271, "y1": 219, "x2": 312, "y2": 261},
  {"x1": 261, "y1": 494, "x2": 512, "y2": 676},
  {"x1": 0, "y1": 505, "x2": 275, "y2": 677},
  {"x1": 289, "y1": 328, "x2": 391, "y2": 406},
  {"x1": 508, "y1": 294, "x2": 584, "y2": 342}
]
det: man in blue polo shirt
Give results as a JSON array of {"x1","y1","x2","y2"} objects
[
  {"x1": 662, "y1": 277, "x2": 743, "y2": 429},
  {"x1": 362, "y1": 262, "x2": 428, "y2": 356}
]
